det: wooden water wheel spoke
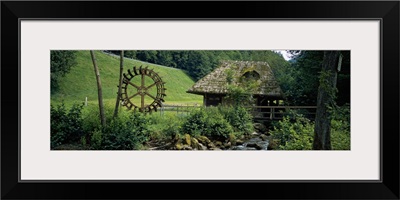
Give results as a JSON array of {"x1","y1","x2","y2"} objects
[
  {"x1": 141, "y1": 93, "x2": 145, "y2": 109},
  {"x1": 127, "y1": 93, "x2": 140, "y2": 100},
  {"x1": 125, "y1": 80, "x2": 140, "y2": 89},
  {"x1": 120, "y1": 65, "x2": 166, "y2": 113},
  {"x1": 145, "y1": 92, "x2": 157, "y2": 100},
  {"x1": 145, "y1": 82, "x2": 158, "y2": 90},
  {"x1": 141, "y1": 74, "x2": 145, "y2": 87}
]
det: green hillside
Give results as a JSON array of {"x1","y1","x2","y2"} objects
[{"x1": 51, "y1": 51, "x2": 203, "y2": 107}]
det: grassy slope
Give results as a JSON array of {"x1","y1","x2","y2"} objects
[{"x1": 51, "y1": 51, "x2": 202, "y2": 107}]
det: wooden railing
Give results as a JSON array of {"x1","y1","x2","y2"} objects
[
  {"x1": 159, "y1": 104, "x2": 317, "y2": 121},
  {"x1": 159, "y1": 104, "x2": 202, "y2": 115},
  {"x1": 244, "y1": 106, "x2": 317, "y2": 121}
]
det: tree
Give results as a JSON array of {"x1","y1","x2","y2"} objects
[
  {"x1": 51, "y1": 50, "x2": 77, "y2": 93},
  {"x1": 90, "y1": 51, "x2": 106, "y2": 127},
  {"x1": 136, "y1": 50, "x2": 157, "y2": 63},
  {"x1": 124, "y1": 50, "x2": 137, "y2": 59},
  {"x1": 114, "y1": 50, "x2": 124, "y2": 118},
  {"x1": 313, "y1": 51, "x2": 340, "y2": 150}
]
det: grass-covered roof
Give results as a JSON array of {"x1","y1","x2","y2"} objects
[{"x1": 187, "y1": 60, "x2": 283, "y2": 98}]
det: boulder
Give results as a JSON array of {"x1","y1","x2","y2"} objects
[
  {"x1": 268, "y1": 139, "x2": 280, "y2": 150},
  {"x1": 175, "y1": 142, "x2": 183, "y2": 150},
  {"x1": 260, "y1": 134, "x2": 268, "y2": 141},
  {"x1": 251, "y1": 131, "x2": 260, "y2": 136},
  {"x1": 183, "y1": 145, "x2": 193, "y2": 150},
  {"x1": 184, "y1": 134, "x2": 191, "y2": 146},
  {"x1": 246, "y1": 142, "x2": 257, "y2": 148},
  {"x1": 254, "y1": 143, "x2": 264, "y2": 150},
  {"x1": 215, "y1": 141, "x2": 223, "y2": 147},
  {"x1": 253, "y1": 123, "x2": 267, "y2": 133},
  {"x1": 224, "y1": 142, "x2": 231, "y2": 148},
  {"x1": 174, "y1": 133, "x2": 183, "y2": 150},
  {"x1": 229, "y1": 134, "x2": 237, "y2": 146},
  {"x1": 207, "y1": 142, "x2": 216, "y2": 149},
  {"x1": 198, "y1": 143, "x2": 208, "y2": 150},
  {"x1": 236, "y1": 139, "x2": 244, "y2": 145},
  {"x1": 197, "y1": 136, "x2": 211, "y2": 145},
  {"x1": 191, "y1": 137, "x2": 202, "y2": 150}
]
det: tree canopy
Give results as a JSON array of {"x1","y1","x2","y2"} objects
[
  {"x1": 278, "y1": 50, "x2": 350, "y2": 106},
  {"x1": 51, "y1": 50, "x2": 77, "y2": 93},
  {"x1": 106, "y1": 50, "x2": 289, "y2": 82}
]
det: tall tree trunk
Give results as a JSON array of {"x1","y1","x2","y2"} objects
[
  {"x1": 113, "y1": 50, "x2": 124, "y2": 118},
  {"x1": 313, "y1": 51, "x2": 339, "y2": 150},
  {"x1": 90, "y1": 50, "x2": 106, "y2": 127}
]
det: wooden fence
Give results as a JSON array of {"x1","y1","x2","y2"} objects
[
  {"x1": 244, "y1": 106, "x2": 317, "y2": 121},
  {"x1": 159, "y1": 104, "x2": 317, "y2": 121}
]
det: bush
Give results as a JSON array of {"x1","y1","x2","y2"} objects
[
  {"x1": 182, "y1": 108, "x2": 208, "y2": 137},
  {"x1": 82, "y1": 105, "x2": 103, "y2": 134},
  {"x1": 330, "y1": 104, "x2": 350, "y2": 150},
  {"x1": 100, "y1": 112, "x2": 150, "y2": 150},
  {"x1": 182, "y1": 107, "x2": 233, "y2": 140},
  {"x1": 90, "y1": 129, "x2": 103, "y2": 150},
  {"x1": 270, "y1": 106, "x2": 351, "y2": 150},
  {"x1": 51, "y1": 50, "x2": 77, "y2": 93},
  {"x1": 219, "y1": 105, "x2": 254, "y2": 135},
  {"x1": 147, "y1": 113, "x2": 184, "y2": 141},
  {"x1": 270, "y1": 112, "x2": 314, "y2": 150},
  {"x1": 51, "y1": 103, "x2": 84, "y2": 149}
]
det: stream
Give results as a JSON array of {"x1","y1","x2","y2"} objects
[{"x1": 231, "y1": 136, "x2": 269, "y2": 150}]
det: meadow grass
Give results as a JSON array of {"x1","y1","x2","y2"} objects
[{"x1": 51, "y1": 51, "x2": 203, "y2": 107}]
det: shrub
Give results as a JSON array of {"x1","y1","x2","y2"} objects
[
  {"x1": 270, "y1": 112, "x2": 314, "y2": 150},
  {"x1": 219, "y1": 105, "x2": 254, "y2": 135},
  {"x1": 331, "y1": 119, "x2": 351, "y2": 150},
  {"x1": 182, "y1": 107, "x2": 233, "y2": 140},
  {"x1": 51, "y1": 50, "x2": 77, "y2": 93},
  {"x1": 100, "y1": 112, "x2": 150, "y2": 150},
  {"x1": 82, "y1": 104, "x2": 103, "y2": 134},
  {"x1": 330, "y1": 104, "x2": 350, "y2": 150},
  {"x1": 51, "y1": 103, "x2": 84, "y2": 149},
  {"x1": 90, "y1": 129, "x2": 103, "y2": 150},
  {"x1": 206, "y1": 110, "x2": 233, "y2": 140},
  {"x1": 147, "y1": 113, "x2": 184, "y2": 141},
  {"x1": 182, "y1": 108, "x2": 208, "y2": 137},
  {"x1": 270, "y1": 106, "x2": 351, "y2": 150}
]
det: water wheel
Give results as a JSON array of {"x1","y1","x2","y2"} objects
[{"x1": 120, "y1": 66, "x2": 166, "y2": 113}]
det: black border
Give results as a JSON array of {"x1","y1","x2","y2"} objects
[{"x1": 2, "y1": 1, "x2": 399, "y2": 199}]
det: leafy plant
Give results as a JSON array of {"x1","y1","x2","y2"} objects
[
  {"x1": 182, "y1": 108, "x2": 208, "y2": 137},
  {"x1": 219, "y1": 105, "x2": 254, "y2": 135},
  {"x1": 182, "y1": 107, "x2": 233, "y2": 140},
  {"x1": 51, "y1": 103, "x2": 84, "y2": 149},
  {"x1": 100, "y1": 112, "x2": 150, "y2": 150},
  {"x1": 270, "y1": 112, "x2": 314, "y2": 150},
  {"x1": 51, "y1": 50, "x2": 77, "y2": 93},
  {"x1": 147, "y1": 113, "x2": 184, "y2": 141},
  {"x1": 270, "y1": 106, "x2": 350, "y2": 150}
]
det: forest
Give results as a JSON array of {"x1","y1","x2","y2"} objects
[{"x1": 50, "y1": 50, "x2": 350, "y2": 151}]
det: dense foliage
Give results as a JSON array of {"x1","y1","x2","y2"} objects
[
  {"x1": 105, "y1": 50, "x2": 350, "y2": 106},
  {"x1": 51, "y1": 103, "x2": 84, "y2": 148},
  {"x1": 219, "y1": 106, "x2": 254, "y2": 134},
  {"x1": 279, "y1": 51, "x2": 350, "y2": 106},
  {"x1": 182, "y1": 107, "x2": 233, "y2": 140},
  {"x1": 270, "y1": 105, "x2": 350, "y2": 150},
  {"x1": 51, "y1": 103, "x2": 254, "y2": 150},
  {"x1": 50, "y1": 50, "x2": 351, "y2": 151},
  {"x1": 99, "y1": 112, "x2": 150, "y2": 150},
  {"x1": 105, "y1": 50, "x2": 289, "y2": 81},
  {"x1": 51, "y1": 50, "x2": 77, "y2": 93}
]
